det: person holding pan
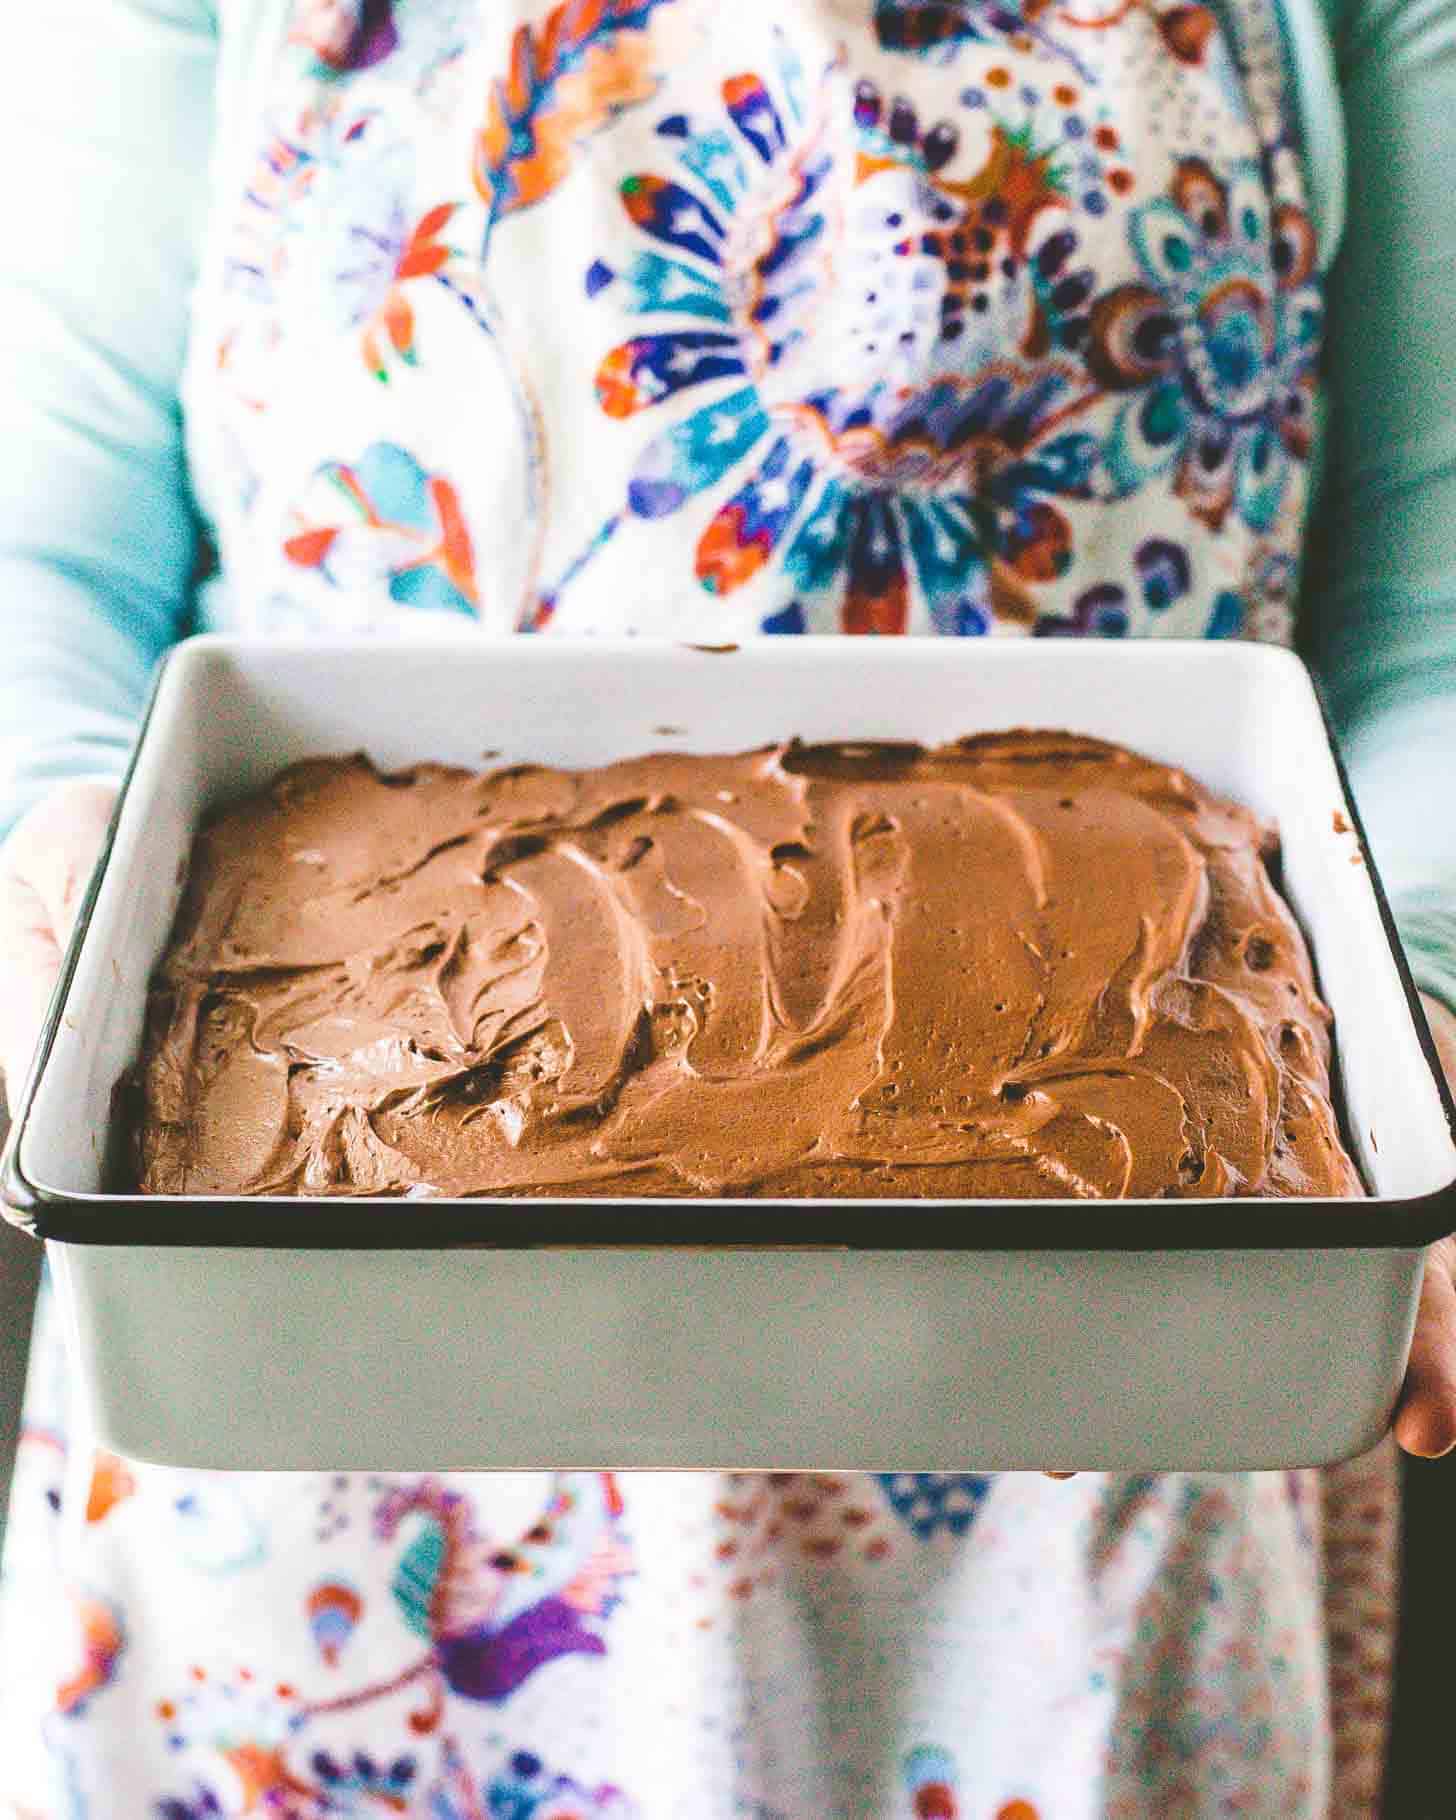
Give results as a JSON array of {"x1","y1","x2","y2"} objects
[{"x1": 1, "y1": 0, "x2": 1454, "y2": 1813}]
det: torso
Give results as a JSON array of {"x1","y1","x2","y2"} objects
[
  {"x1": 0, "y1": 10, "x2": 1374, "y2": 1817},
  {"x1": 183, "y1": 0, "x2": 1321, "y2": 647}
]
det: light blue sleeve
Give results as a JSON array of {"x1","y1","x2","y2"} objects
[
  {"x1": 1306, "y1": 0, "x2": 1456, "y2": 1011},
  {"x1": 0, "y1": 0, "x2": 218, "y2": 845}
]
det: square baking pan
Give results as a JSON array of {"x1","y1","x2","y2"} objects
[{"x1": 5, "y1": 635, "x2": 1454, "y2": 1471}]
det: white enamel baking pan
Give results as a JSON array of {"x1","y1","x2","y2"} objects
[{"x1": 4, "y1": 636, "x2": 1454, "y2": 1471}]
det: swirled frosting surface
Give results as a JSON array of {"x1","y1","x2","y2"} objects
[{"x1": 136, "y1": 734, "x2": 1362, "y2": 1200}]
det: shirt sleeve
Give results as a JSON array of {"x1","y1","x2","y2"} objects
[
  {"x1": 1304, "y1": 0, "x2": 1456, "y2": 1012},
  {"x1": 0, "y1": 0, "x2": 218, "y2": 845}
]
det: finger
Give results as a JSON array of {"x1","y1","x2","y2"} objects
[
  {"x1": 1394, "y1": 1236, "x2": 1456, "y2": 1458},
  {"x1": 1422, "y1": 993, "x2": 1456, "y2": 1087},
  {"x1": 22, "y1": 780, "x2": 118, "y2": 946},
  {"x1": 0, "y1": 780, "x2": 118, "y2": 1113},
  {"x1": 0, "y1": 873, "x2": 63, "y2": 1115}
]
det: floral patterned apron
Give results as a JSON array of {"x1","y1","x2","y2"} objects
[{"x1": 0, "y1": 2, "x2": 1395, "y2": 1816}]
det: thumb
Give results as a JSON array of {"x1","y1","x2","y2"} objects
[{"x1": 1393, "y1": 1236, "x2": 1456, "y2": 1458}]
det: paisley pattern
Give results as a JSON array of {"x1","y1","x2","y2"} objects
[
  {"x1": 306, "y1": 1579, "x2": 365, "y2": 1668},
  {"x1": 1088, "y1": 155, "x2": 1321, "y2": 533},
  {"x1": 284, "y1": 441, "x2": 481, "y2": 613},
  {"x1": 377, "y1": 1474, "x2": 631, "y2": 1703},
  {"x1": 192, "y1": 0, "x2": 1318, "y2": 645},
  {"x1": 139, "y1": 1471, "x2": 632, "y2": 1814},
  {"x1": 570, "y1": 57, "x2": 1104, "y2": 634},
  {"x1": 473, "y1": 0, "x2": 686, "y2": 224},
  {"x1": 557, "y1": 43, "x2": 1316, "y2": 636},
  {"x1": 0, "y1": 1, "x2": 1364, "y2": 1816}
]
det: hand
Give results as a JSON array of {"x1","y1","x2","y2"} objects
[
  {"x1": 1393, "y1": 993, "x2": 1456, "y2": 1458},
  {"x1": 0, "y1": 781, "x2": 117, "y2": 1118},
  {"x1": 1045, "y1": 996, "x2": 1456, "y2": 1476}
]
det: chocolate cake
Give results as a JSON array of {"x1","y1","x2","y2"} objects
[{"x1": 135, "y1": 733, "x2": 1362, "y2": 1200}]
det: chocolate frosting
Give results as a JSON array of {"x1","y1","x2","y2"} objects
[{"x1": 136, "y1": 733, "x2": 1362, "y2": 1200}]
